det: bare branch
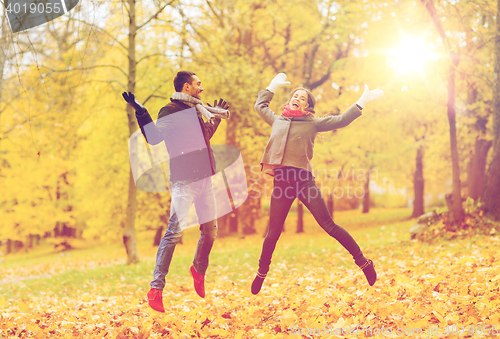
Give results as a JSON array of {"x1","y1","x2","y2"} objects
[
  {"x1": 421, "y1": 0, "x2": 450, "y2": 52},
  {"x1": 141, "y1": 67, "x2": 177, "y2": 104},
  {"x1": 70, "y1": 17, "x2": 128, "y2": 52},
  {"x1": 145, "y1": 94, "x2": 170, "y2": 101},
  {"x1": 4, "y1": 101, "x2": 30, "y2": 122},
  {"x1": 137, "y1": 53, "x2": 168, "y2": 65},
  {"x1": 260, "y1": 35, "x2": 324, "y2": 73},
  {"x1": 0, "y1": 119, "x2": 31, "y2": 138},
  {"x1": 138, "y1": 0, "x2": 176, "y2": 31},
  {"x1": 87, "y1": 79, "x2": 126, "y2": 90},
  {"x1": 205, "y1": 0, "x2": 225, "y2": 29},
  {"x1": 176, "y1": 4, "x2": 221, "y2": 64},
  {"x1": 308, "y1": 64, "x2": 334, "y2": 90},
  {"x1": 41, "y1": 64, "x2": 128, "y2": 78}
]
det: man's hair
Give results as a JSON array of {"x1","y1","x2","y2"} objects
[{"x1": 174, "y1": 71, "x2": 197, "y2": 92}]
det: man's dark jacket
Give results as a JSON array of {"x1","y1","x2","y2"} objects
[{"x1": 135, "y1": 99, "x2": 221, "y2": 182}]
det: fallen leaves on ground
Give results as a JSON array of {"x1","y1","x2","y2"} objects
[{"x1": 1, "y1": 235, "x2": 500, "y2": 338}]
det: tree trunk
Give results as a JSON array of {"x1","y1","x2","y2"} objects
[
  {"x1": 6, "y1": 239, "x2": 11, "y2": 254},
  {"x1": 296, "y1": 200, "x2": 304, "y2": 233},
  {"x1": 481, "y1": 150, "x2": 500, "y2": 219},
  {"x1": 224, "y1": 107, "x2": 240, "y2": 233},
  {"x1": 445, "y1": 189, "x2": 464, "y2": 227},
  {"x1": 468, "y1": 139, "x2": 492, "y2": 202},
  {"x1": 446, "y1": 59, "x2": 464, "y2": 224},
  {"x1": 123, "y1": 0, "x2": 139, "y2": 264},
  {"x1": 0, "y1": 5, "x2": 11, "y2": 119},
  {"x1": 421, "y1": 0, "x2": 464, "y2": 225},
  {"x1": 412, "y1": 145, "x2": 425, "y2": 218},
  {"x1": 13, "y1": 240, "x2": 23, "y2": 252},
  {"x1": 240, "y1": 180, "x2": 259, "y2": 235},
  {"x1": 0, "y1": 8, "x2": 10, "y2": 116},
  {"x1": 481, "y1": 0, "x2": 500, "y2": 220},
  {"x1": 54, "y1": 222, "x2": 60, "y2": 237},
  {"x1": 62, "y1": 224, "x2": 75, "y2": 237},
  {"x1": 217, "y1": 214, "x2": 228, "y2": 237},
  {"x1": 362, "y1": 170, "x2": 370, "y2": 214},
  {"x1": 26, "y1": 235, "x2": 33, "y2": 249},
  {"x1": 124, "y1": 170, "x2": 139, "y2": 264},
  {"x1": 229, "y1": 211, "x2": 238, "y2": 233}
]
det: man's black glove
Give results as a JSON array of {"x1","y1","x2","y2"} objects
[
  {"x1": 207, "y1": 98, "x2": 230, "y2": 110},
  {"x1": 122, "y1": 91, "x2": 146, "y2": 114}
]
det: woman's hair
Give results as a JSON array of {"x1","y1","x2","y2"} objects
[{"x1": 281, "y1": 87, "x2": 316, "y2": 113}]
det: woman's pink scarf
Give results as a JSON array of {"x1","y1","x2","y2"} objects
[{"x1": 281, "y1": 104, "x2": 314, "y2": 117}]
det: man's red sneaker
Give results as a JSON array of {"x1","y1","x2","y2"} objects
[
  {"x1": 147, "y1": 288, "x2": 165, "y2": 312},
  {"x1": 190, "y1": 265, "x2": 205, "y2": 298}
]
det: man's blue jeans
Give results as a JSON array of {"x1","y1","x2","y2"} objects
[{"x1": 151, "y1": 177, "x2": 218, "y2": 290}]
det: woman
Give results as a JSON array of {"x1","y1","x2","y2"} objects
[{"x1": 251, "y1": 73, "x2": 383, "y2": 295}]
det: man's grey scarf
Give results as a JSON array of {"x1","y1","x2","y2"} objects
[{"x1": 172, "y1": 92, "x2": 230, "y2": 125}]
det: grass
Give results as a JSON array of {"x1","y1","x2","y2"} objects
[
  {"x1": 2, "y1": 206, "x2": 481, "y2": 305},
  {"x1": 1, "y1": 207, "x2": 414, "y2": 303},
  {"x1": 2, "y1": 207, "x2": 500, "y2": 338}
]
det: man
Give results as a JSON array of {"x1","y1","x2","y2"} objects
[{"x1": 122, "y1": 71, "x2": 230, "y2": 312}]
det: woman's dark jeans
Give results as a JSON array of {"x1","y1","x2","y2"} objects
[{"x1": 258, "y1": 167, "x2": 366, "y2": 274}]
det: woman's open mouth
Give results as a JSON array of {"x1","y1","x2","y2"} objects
[{"x1": 292, "y1": 103, "x2": 299, "y2": 109}]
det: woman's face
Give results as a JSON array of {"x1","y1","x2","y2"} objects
[{"x1": 289, "y1": 89, "x2": 309, "y2": 111}]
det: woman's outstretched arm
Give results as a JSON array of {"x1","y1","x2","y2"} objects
[
  {"x1": 315, "y1": 104, "x2": 363, "y2": 132},
  {"x1": 315, "y1": 84, "x2": 383, "y2": 132},
  {"x1": 254, "y1": 91, "x2": 278, "y2": 126},
  {"x1": 254, "y1": 73, "x2": 290, "y2": 126}
]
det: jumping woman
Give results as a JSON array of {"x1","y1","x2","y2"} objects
[{"x1": 251, "y1": 73, "x2": 383, "y2": 295}]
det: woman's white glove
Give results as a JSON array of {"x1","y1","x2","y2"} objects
[
  {"x1": 266, "y1": 73, "x2": 291, "y2": 93},
  {"x1": 356, "y1": 84, "x2": 384, "y2": 109}
]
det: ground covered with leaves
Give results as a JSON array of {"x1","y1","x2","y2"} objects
[{"x1": 1, "y1": 209, "x2": 500, "y2": 338}]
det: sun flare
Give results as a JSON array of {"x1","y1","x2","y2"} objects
[{"x1": 388, "y1": 37, "x2": 437, "y2": 75}]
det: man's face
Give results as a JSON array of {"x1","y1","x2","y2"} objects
[{"x1": 185, "y1": 75, "x2": 203, "y2": 100}]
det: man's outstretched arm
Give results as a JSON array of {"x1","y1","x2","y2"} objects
[
  {"x1": 205, "y1": 98, "x2": 230, "y2": 139},
  {"x1": 122, "y1": 91, "x2": 163, "y2": 145}
]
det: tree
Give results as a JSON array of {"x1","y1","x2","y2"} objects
[
  {"x1": 0, "y1": 5, "x2": 13, "y2": 252},
  {"x1": 0, "y1": 7, "x2": 94, "y2": 250},
  {"x1": 458, "y1": 16, "x2": 494, "y2": 204},
  {"x1": 421, "y1": 0, "x2": 464, "y2": 224},
  {"x1": 176, "y1": 0, "x2": 378, "y2": 233},
  {"x1": 362, "y1": 164, "x2": 373, "y2": 214},
  {"x1": 64, "y1": 0, "x2": 174, "y2": 263},
  {"x1": 412, "y1": 142, "x2": 425, "y2": 218},
  {"x1": 296, "y1": 200, "x2": 304, "y2": 233},
  {"x1": 0, "y1": 4, "x2": 12, "y2": 114},
  {"x1": 481, "y1": 0, "x2": 500, "y2": 220},
  {"x1": 468, "y1": 138, "x2": 492, "y2": 202},
  {"x1": 122, "y1": 0, "x2": 141, "y2": 264}
]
